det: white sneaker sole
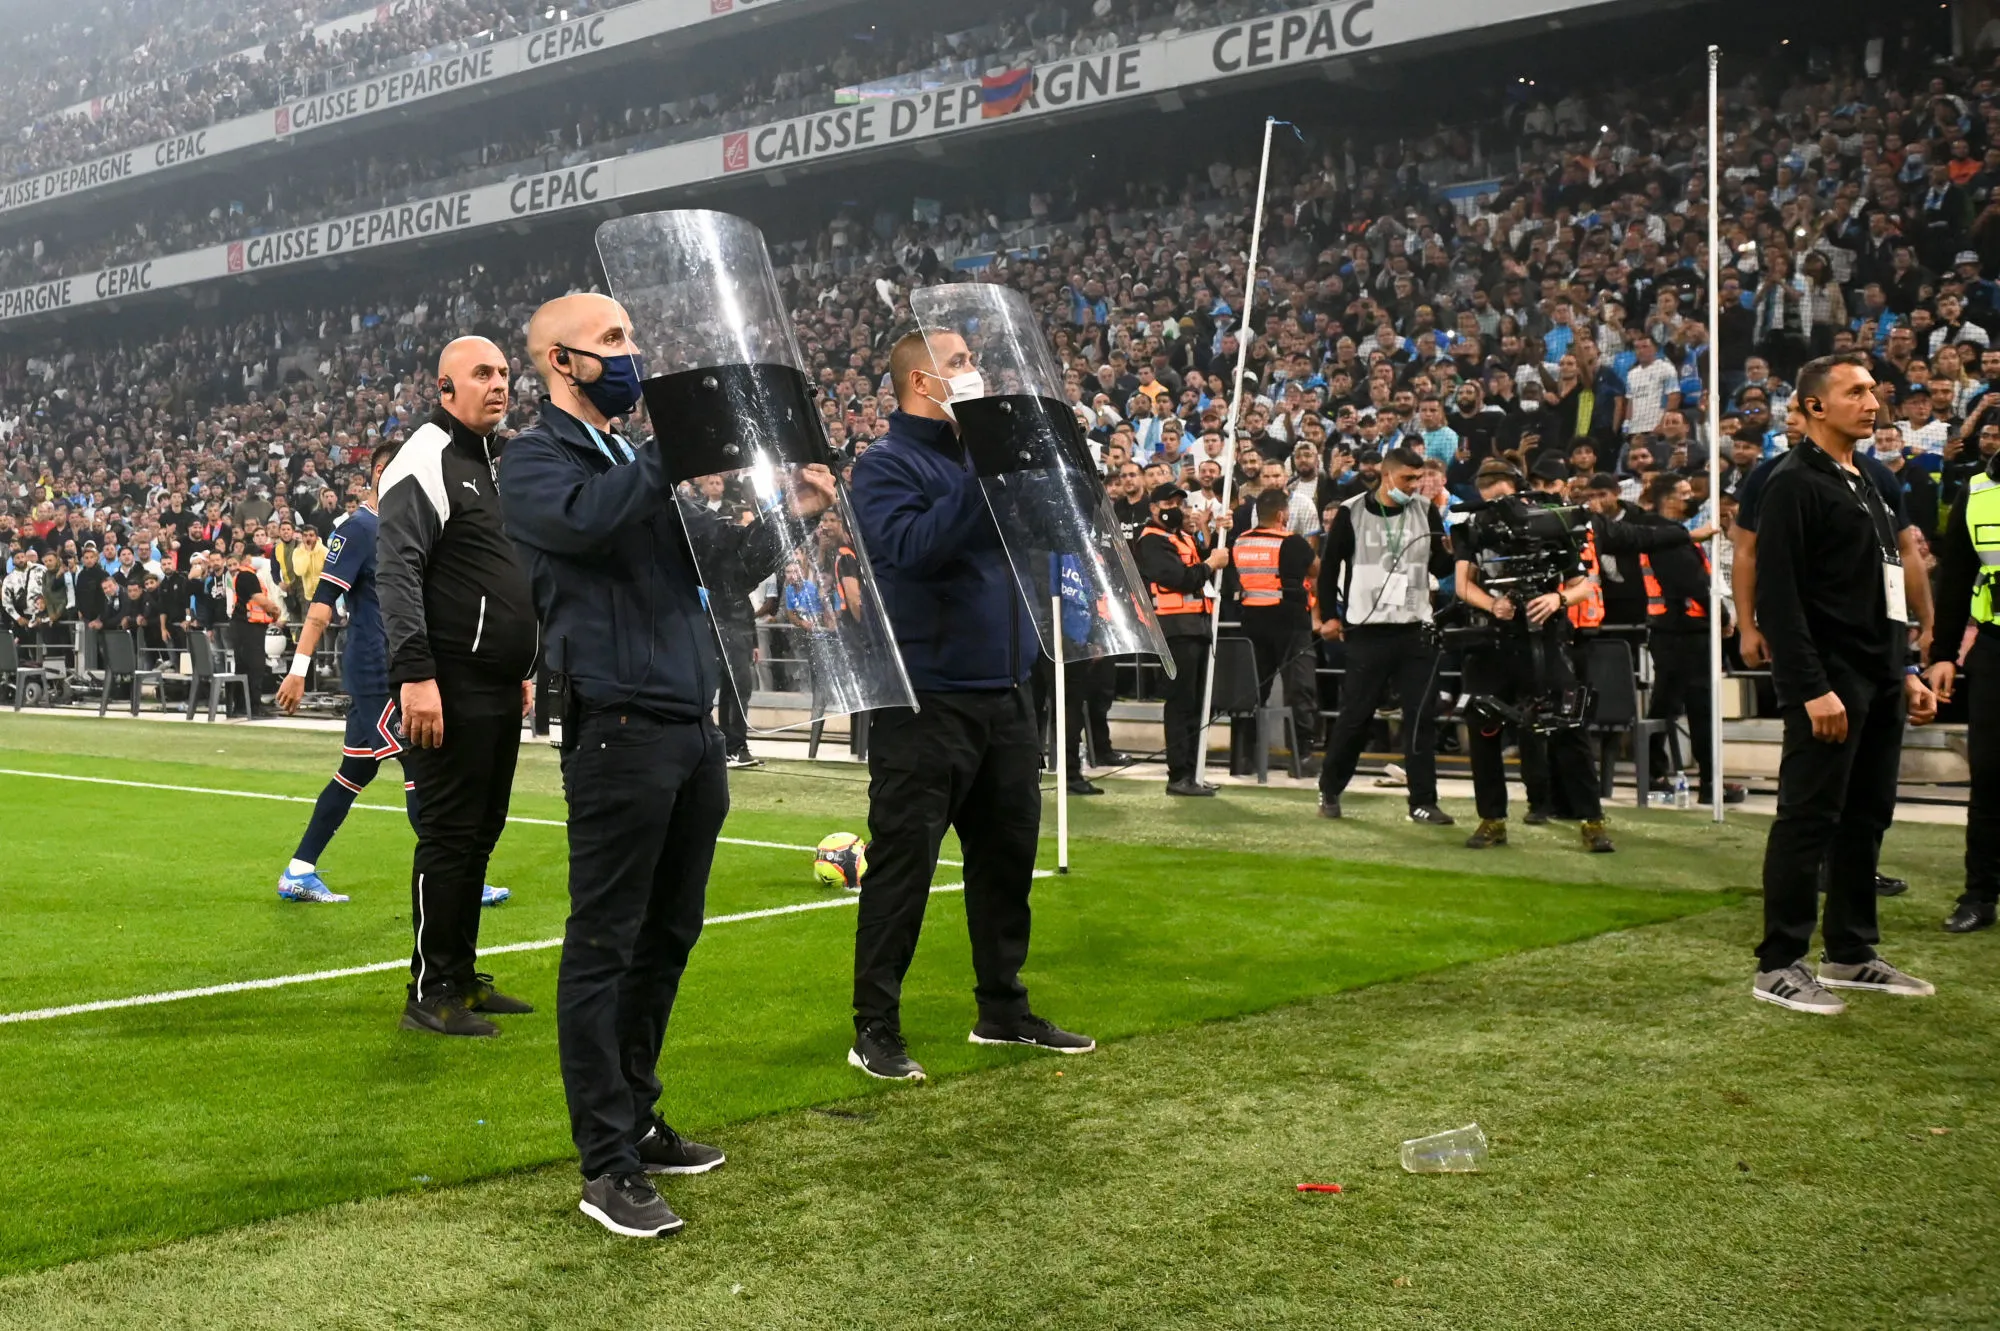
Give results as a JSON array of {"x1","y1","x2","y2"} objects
[
  {"x1": 847, "y1": 1046, "x2": 925, "y2": 1080},
  {"x1": 967, "y1": 1031, "x2": 1097, "y2": 1054},
  {"x1": 1751, "y1": 984, "x2": 1845, "y2": 1016},
  {"x1": 1817, "y1": 975, "x2": 1936, "y2": 997},
  {"x1": 578, "y1": 1199, "x2": 684, "y2": 1237},
  {"x1": 644, "y1": 1153, "x2": 726, "y2": 1176}
]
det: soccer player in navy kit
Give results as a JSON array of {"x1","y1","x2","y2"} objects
[{"x1": 276, "y1": 442, "x2": 415, "y2": 903}]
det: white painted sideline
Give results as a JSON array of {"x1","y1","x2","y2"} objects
[
  {"x1": 0, "y1": 885, "x2": 959, "y2": 1026},
  {"x1": 0, "y1": 766, "x2": 962, "y2": 864}
]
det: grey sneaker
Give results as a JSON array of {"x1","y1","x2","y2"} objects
[
  {"x1": 1817, "y1": 955, "x2": 1936, "y2": 997},
  {"x1": 1752, "y1": 963, "x2": 1846, "y2": 1015}
]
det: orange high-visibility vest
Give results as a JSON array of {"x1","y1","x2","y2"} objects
[
  {"x1": 1568, "y1": 528, "x2": 1606, "y2": 629},
  {"x1": 1642, "y1": 545, "x2": 1708, "y2": 622},
  {"x1": 1233, "y1": 528, "x2": 1287, "y2": 606},
  {"x1": 1145, "y1": 524, "x2": 1212, "y2": 615}
]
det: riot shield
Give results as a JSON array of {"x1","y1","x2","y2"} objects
[
  {"x1": 595, "y1": 209, "x2": 915, "y2": 728},
  {"x1": 909, "y1": 282, "x2": 1173, "y2": 675}
]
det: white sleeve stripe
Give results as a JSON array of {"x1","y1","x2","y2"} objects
[{"x1": 376, "y1": 423, "x2": 452, "y2": 527}]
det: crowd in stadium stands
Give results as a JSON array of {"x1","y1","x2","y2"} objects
[
  {"x1": 0, "y1": 28, "x2": 1990, "y2": 709},
  {"x1": 0, "y1": 0, "x2": 1301, "y2": 290},
  {"x1": 0, "y1": 0, "x2": 569, "y2": 177}
]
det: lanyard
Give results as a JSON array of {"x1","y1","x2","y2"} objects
[
  {"x1": 1805, "y1": 442, "x2": 1896, "y2": 563},
  {"x1": 584, "y1": 422, "x2": 633, "y2": 465}
]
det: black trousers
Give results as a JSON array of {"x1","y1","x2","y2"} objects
[
  {"x1": 1244, "y1": 614, "x2": 1319, "y2": 749},
  {"x1": 557, "y1": 709, "x2": 727, "y2": 1180},
  {"x1": 1031, "y1": 654, "x2": 1112, "y2": 778},
  {"x1": 401, "y1": 702, "x2": 520, "y2": 1001},
  {"x1": 1647, "y1": 631, "x2": 1717, "y2": 799},
  {"x1": 1758, "y1": 666, "x2": 1903, "y2": 970},
  {"x1": 714, "y1": 620, "x2": 756, "y2": 750},
  {"x1": 229, "y1": 619, "x2": 271, "y2": 714},
  {"x1": 855, "y1": 688, "x2": 1041, "y2": 1030},
  {"x1": 1463, "y1": 639, "x2": 1603, "y2": 822},
  {"x1": 1161, "y1": 634, "x2": 1210, "y2": 783},
  {"x1": 1965, "y1": 630, "x2": 2000, "y2": 905},
  {"x1": 1319, "y1": 624, "x2": 1440, "y2": 808}
]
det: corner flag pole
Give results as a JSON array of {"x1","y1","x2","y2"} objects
[
  {"x1": 1194, "y1": 114, "x2": 1278, "y2": 785},
  {"x1": 1053, "y1": 593, "x2": 1069, "y2": 873},
  {"x1": 1706, "y1": 45, "x2": 1726, "y2": 824}
]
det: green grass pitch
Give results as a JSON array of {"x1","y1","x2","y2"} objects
[{"x1": 0, "y1": 714, "x2": 1993, "y2": 1328}]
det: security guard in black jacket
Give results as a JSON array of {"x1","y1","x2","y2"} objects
[
  {"x1": 378, "y1": 337, "x2": 539, "y2": 1037},
  {"x1": 498, "y1": 293, "x2": 834, "y2": 1237}
]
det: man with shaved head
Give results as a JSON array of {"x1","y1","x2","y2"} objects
[
  {"x1": 500, "y1": 291, "x2": 833, "y2": 1237},
  {"x1": 844, "y1": 326, "x2": 1093, "y2": 1086},
  {"x1": 378, "y1": 334, "x2": 540, "y2": 1039}
]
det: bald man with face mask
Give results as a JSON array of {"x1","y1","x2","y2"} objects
[
  {"x1": 499, "y1": 292, "x2": 833, "y2": 1237},
  {"x1": 378, "y1": 336, "x2": 540, "y2": 1039}
]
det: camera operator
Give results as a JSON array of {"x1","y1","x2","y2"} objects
[{"x1": 1453, "y1": 460, "x2": 1615, "y2": 853}]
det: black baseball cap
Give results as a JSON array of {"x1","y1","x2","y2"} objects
[
  {"x1": 1148, "y1": 483, "x2": 1188, "y2": 503},
  {"x1": 1530, "y1": 452, "x2": 1569, "y2": 482}
]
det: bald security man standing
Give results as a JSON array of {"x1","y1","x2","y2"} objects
[
  {"x1": 499, "y1": 294, "x2": 836, "y2": 1238},
  {"x1": 379, "y1": 337, "x2": 540, "y2": 1038}
]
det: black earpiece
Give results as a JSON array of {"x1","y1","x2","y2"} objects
[
  {"x1": 1803, "y1": 395, "x2": 1823, "y2": 417},
  {"x1": 439, "y1": 375, "x2": 455, "y2": 397},
  {"x1": 554, "y1": 348, "x2": 571, "y2": 367}
]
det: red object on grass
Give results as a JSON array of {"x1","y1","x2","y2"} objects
[{"x1": 1295, "y1": 1183, "x2": 1343, "y2": 1193}]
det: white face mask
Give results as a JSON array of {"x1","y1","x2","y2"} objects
[
  {"x1": 941, "y1": 370, "x2": 985, "y2": 401},
  {"x1": 1520, "y1": 399, "x2": 1542, "y2": 412}
]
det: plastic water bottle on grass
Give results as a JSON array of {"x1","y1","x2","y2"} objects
[
  {"x1": 1400, "y1": 1123, "x2": 1487, "y2": 1173},
  {"x1": 1673, "y1": 772, "x2": 1691, "y2": 810}
]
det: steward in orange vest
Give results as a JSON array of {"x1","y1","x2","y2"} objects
[{"x1": 1133, "y1": 482, "x2": 1230, "y2": 794}]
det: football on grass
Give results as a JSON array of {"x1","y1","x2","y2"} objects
[{"x1": 813, "y1": 832, "x2": 867, "y2": 891}]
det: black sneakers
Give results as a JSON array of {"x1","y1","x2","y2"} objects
[
  {"x1": 726, "y1": 747, "x2": 763, "y2": 769},
  {"x1": 468, "y1": 973, "x2": 534, "y2": 1014},
  {"x1": 1407, "y1": 804, "x2": 1456, "y2": 826},
  {"x1": 969, "y1": 1013, "x2": 1096, "y2": 1053},
  {"x1": 400, "y1": 989, "x2": 498, "y2": 1038},
  {"x1": 636, "y1": 1116, "x2": 726, "y2": 1175},
  {"x1": 579, "y1": 1172, "x2": 684, "y2": 1237},
  {"x1": 1945, "y1": 898, "x2": 1997, "y2": 933},
  {"x1": 1166, "y1": 779, "x2": 1217, "y2": 797},
  {"x1": 1317, "y1": 797, "x2": 1342, "y2": 819},
  {"x1": 848, "y1": 1020, "x2": 927, "y2": 1080}
]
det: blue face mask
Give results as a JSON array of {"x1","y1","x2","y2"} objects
[
  {"x1": 1386, "y1": 486, "x2": 1414, "y2": 507},
  {"x1": 559, "y1": 345, "x2": 644, "y2": 418}
]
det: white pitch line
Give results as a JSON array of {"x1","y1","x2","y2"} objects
[
  {"x1": 0, "y1": 870, "x2": 1052, "y2": 1027},
  {"x1": 0, "y1": 766, "x2": 962, "y2": 865}
]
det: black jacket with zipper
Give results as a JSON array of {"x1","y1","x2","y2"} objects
[
  {"x1": 496, "y1": 399, "x2": 787, "y2": 722},
  {"x1": 378, "y1": 406, "x2": 539, "y2": 707}
]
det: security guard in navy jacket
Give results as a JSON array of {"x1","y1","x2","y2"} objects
[
  {"x1": 498, "y1": 293, "x2": 834, "y2": 1235},
  {"x1": 843, "y1": 329, "x2": 1096, "y2": 1083}
]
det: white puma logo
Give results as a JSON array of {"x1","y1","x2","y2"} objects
[{"x1": 461, "y1": 480, "x2": 480, "y2": 495}]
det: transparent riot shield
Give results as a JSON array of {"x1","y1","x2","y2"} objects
[
  {"x1": 596, "y1": 209, "x2": 915, "y2": 728},
  {"x1": 909, "y1": 283, "x2": 1173, "y2": 674}
]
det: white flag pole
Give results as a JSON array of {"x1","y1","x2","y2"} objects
[
  {"x1": 1053, "y1": 594, "x2": 1069, "y2": 873},
  {"x1": 1706, "y1": 45, "x2": 1726, "y2": 823},
  {"x1": 1194, "y1": 114, "x2": 1278, "y2": 785}
]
